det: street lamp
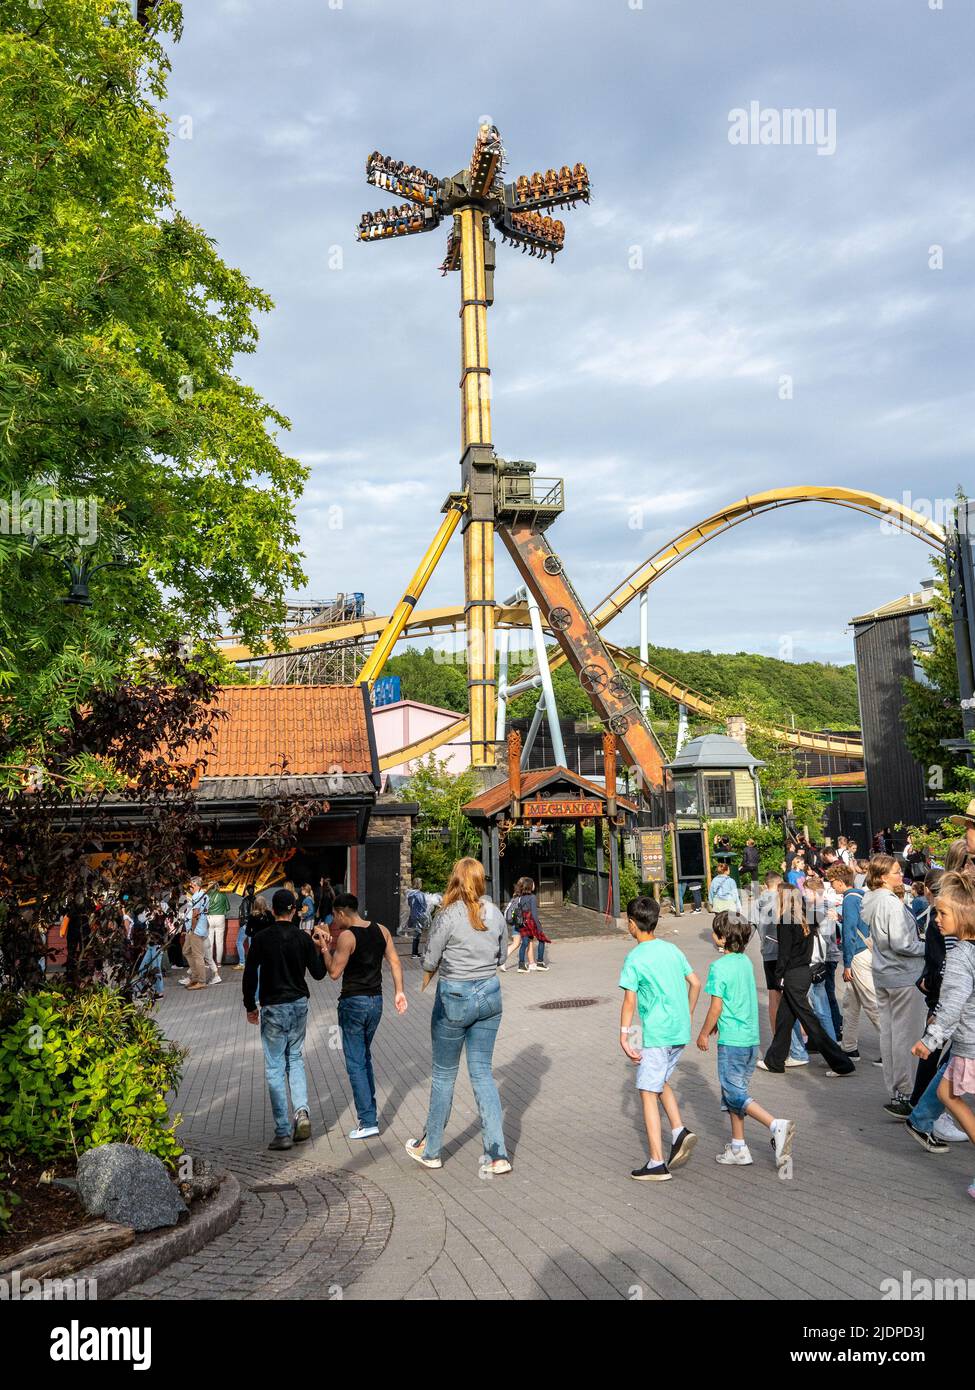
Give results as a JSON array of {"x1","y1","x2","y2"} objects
[{"x1": 29, "y1": 535, "x2": 134, "y2": 607}]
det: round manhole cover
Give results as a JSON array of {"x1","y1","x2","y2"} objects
[{"x1": 537, "y1": 997, "x2": 602, "y2": 1010}]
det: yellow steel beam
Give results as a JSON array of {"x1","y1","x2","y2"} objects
[
  {"x1": 378, "y1": 714, "x2": 472, "y2": 773},
  {"x1": 605, "y1": 643, "x2": 865, "y2": 759},
  {"x1": 459, "y1": 203, "x2": 496, "y2": 766},
  {"x1": 591, "y1": 486, "x2": 945, "y2": 631},
  {"x1": 217, "y1": 604, "x2": 530, "y2": 666},
  {"x1": 357, "y1": 500, "x2": 466, "y2": 687}
]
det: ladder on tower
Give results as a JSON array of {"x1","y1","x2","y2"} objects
[{"x1": 497, "y1": 518, "x2": 666, "y2": 795}]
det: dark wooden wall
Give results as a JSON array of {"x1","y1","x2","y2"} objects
[{"x1": 853, "y1": 614, "x2": 926, "y2": 834}]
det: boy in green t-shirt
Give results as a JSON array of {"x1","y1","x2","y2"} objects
[
  {"x1": 619, "y1": 896, "x2": 702, "y2": 1182},
  {"x1": 696, "y1": 911, "x2": 795, "y2": 1169}
]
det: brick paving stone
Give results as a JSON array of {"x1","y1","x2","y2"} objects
[{"x1": 125, "y1": 915, "x2": 975, "y2": 1300}]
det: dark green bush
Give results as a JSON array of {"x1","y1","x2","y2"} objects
[{"x1": 0, "y1": 989, "x2": 185, "y2": 1167}]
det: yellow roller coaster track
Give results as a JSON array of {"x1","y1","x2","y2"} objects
[{"x1": 221, "y1": 487, "x2": 945, "y2": 771}]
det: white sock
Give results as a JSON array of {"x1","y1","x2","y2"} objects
[
  {"x1": 731, "y1": 1138, "x2": 745, "y2": 1150},
  {"x1": 671, "y1": 1126, "x2": 686, "y2": 1144}
]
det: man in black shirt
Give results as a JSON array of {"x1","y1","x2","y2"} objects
[{"x1": 243, "y1": 889, "x2": 328, "y2": 1151}]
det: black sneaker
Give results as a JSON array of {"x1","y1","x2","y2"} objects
[
  {"x1": 842, "y1": 1048, "x2": 861, "y2": 1060},
  {"x1": 293, "y1": 1108, "x2": 311, "y2": 1143},
  {"x1": 906, "y1": 1120, "x2": 949, "y2": 1153},
  {"x1": 872, "y1": 1058, "x2": 884, "y2": 1067},
  {"x1": 517, "y1": 965, "x2": 528, "y2": 973},
  {"x1": 667, "y1": 1129, "x2": 698, "y2": 1170},
  {"x1": 883, "y1": 1098, "x2": 913, "y2": 1119},
  {"x1": 535, "y1": 962, "x2": 549, "y2": 971},
  {"x1": 268, "y1": 1134, "x2": 294, "y2": 1151},
  {"x1": 630, "y1": 1161, "x2": 671, "y2": 1182}
]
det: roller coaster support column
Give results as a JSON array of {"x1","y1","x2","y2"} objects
[
  {"x1": 639, "y1": 590, "x2": 650, "y2": 714},
  {"x1": 459, "y1": 206, "x2": 497, "y2": 766},
  {"x1": 357, "y1": 499, "x2": 466, "y2": 687}
]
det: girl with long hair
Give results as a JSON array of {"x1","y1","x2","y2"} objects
[
  {"x1": 912, "y1": 871, "x2": 975, "y2": 1197},
  {"x1": 760, "y1": 884, "x2": 856, "y2": 1075},
  {"x1": 508, "y1": 875, "x2": 551, "y2": 973},
  {"x1": 407, "y1": 857, "x2": 511, "y2": 1175}
]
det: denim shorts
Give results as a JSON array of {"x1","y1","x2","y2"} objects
[
  {"x1": 636, "y1": 1044, "x2": 685, "y2": 1093},
  {"x1": 717, "y1": 1044, "x2": 759, "y2": 1116}
]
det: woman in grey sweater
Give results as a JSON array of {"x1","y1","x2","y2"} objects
[
  {"x1": 860, "y1": 855, "x2": 926, "y2": 1117},
  {"x1": 406, "y1": 857, "x2": 512, "y2": 1175}
]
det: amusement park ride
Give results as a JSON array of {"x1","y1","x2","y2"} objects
[{"x1": 223, "y1": 123, "x2": 950, "y2": 800}]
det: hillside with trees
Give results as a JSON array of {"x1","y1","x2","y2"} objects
[{"x1": 384, "y1": 642, "x2": 861, "y2": 733}]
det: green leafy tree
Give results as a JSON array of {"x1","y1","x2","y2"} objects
[
  {"x1": 0, "y1": 0, "x2": 306, "y2": 772},
  {"x1": 900, "y1": 560, "x2": 964, "y2": 794},
  {"x1": 403, "y1": 755, "x2": 482, "y2": 891},
  {"x1": 383, "y1": 647, "x2": 470, "y2": 713}
]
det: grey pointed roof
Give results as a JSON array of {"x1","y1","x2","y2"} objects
[{"x1": 666, "y1": 733, "x2": 765, "y2": 772}]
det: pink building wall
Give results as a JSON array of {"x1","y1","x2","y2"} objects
[{"x1": 372, "y1": 700, "x2": 472, "y2": 780}]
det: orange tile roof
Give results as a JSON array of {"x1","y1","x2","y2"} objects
[
  {"x1": 188, "y1": 686, "x2": 375, "y2": 780},
  {"x1": 464, "y1": 766, "x2": 637, "y2": 818}
]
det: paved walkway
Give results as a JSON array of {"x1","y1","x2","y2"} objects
[{"x1": 123, "y1": 914, "x2": 974, "y2": 1301}]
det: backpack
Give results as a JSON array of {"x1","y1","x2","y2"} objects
[{"x1": 504, "y1": 897, "x2": 524, "y2": 930}]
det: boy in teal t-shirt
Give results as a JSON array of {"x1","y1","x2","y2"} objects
[
  {"x1": 619, "y1": 896, "x2": 701, "y2": 1182},
  {"x1": 696, "y1": 911, "x2": 795, "y2": 1170}
]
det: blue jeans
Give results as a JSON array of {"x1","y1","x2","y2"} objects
[
  {"x1": 236, "y1": 926, "x2": 247, "y2": 966},
  {"x1": 679, "y1": 882, "x2": 702, "y2": 911},
  {"x1": 809, "y1": 978, "x2": 838, "y2": 1042},
  {"x1": 423, "y1": 976, "x2": 507, "y2": 1162},
  {"x1": 338, "y1": 994, "x2": 383, "y2": 1128},
  {"x1": 718, "y1": 1044, "x2": 758, "y2": 1116},
  {"x1": 518, "y1": 934, "x2": 545, "y2": 967},
  {"x1": 910, "y1": 1056, "x2": 950, "y2": 1134},
  {"x1": 137, "y1": 944, "x2": 164, "y2": 998},
  {"x1": 790, "y1": 1022, "x2": 808, "y2": 1061},
  {"x1": 260, "y1": 999, "x2": 309, "y2": 1137},
  {"x1": 822, "y1": 961, "x2": 843, "y2": 1038}
]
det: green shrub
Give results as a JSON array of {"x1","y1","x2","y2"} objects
[
  {"x1": 0, "y1": 989, "x2": 185, "y2": 1168},
  {"x1": 0, "y1": 1173, "x2": 20, "y2": 1233},
  {"x1": 707, "y1": 820, "x2": 786, "y2": 881}
]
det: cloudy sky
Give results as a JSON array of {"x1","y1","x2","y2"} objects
[{"x1": 161, "y1": 0, "x2": 973, "y2": 665}]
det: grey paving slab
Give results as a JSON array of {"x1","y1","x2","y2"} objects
[{"x1": 125, "y1": 914, "x2": 975, "y2": 1300}]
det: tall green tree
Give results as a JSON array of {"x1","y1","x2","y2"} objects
[
  {"x1": 900, "y1": 560, "x2": 964, "y2": 794},
  {"x1": 0, "y1": 0, "x2": 306, "y2": 774}
]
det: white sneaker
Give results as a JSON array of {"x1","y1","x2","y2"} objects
[
  {"x1": 210, "y1": 975, "x2": 222, "y2": 985},
  {"x1": 784, "y1": 1057, "x2": 809, "y2": 1068},
  {"x1": 528, "y1": 963, "x2": 538, "y2": 971},
  {"x1": 405, "y1": 1137, "x2": 441, "y2": 1168},
  {"x1": 770, "y1": 1118, "x2": 796, "y2": 1166},
  {"x1": 715, "y1": 1143, "x2": 753, "y2": 1165},
  {"x1": 933, "y1": 1113, "x2": 970, "y2": 1143},
  {"x1": 499, "y1": 963, "x2": 508, "y2": 972},
  {"x1": 349, "y1": 1124, "x2": 379, "y2": 1140}
]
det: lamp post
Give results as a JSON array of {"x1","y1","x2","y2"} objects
[{"x1": 30, "y1": 535, "x2": 134, "y2": 607}]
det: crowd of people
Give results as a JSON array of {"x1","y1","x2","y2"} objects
[
  {"x1": 87, "y1": 810, "x2": 972, "y2": 1205},
  {"x1": 365, "y1": 152, "x2": 439, "y2": 205}
]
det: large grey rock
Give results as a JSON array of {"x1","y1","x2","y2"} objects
[{"x1": 76, "y1": 1144, "x2": 187, "y2": 1232}]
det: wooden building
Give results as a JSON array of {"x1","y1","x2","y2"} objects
[
  {"x1": 851, "y1": 586, "x2": 950, "y2": 836},
  {"x1": 462, "y1": 733, "x2": 636, "y2": 916}
]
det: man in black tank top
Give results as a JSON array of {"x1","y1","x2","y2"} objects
[{"x1": 320, "y1": 891, "x2": 407, "y2": 1140}]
